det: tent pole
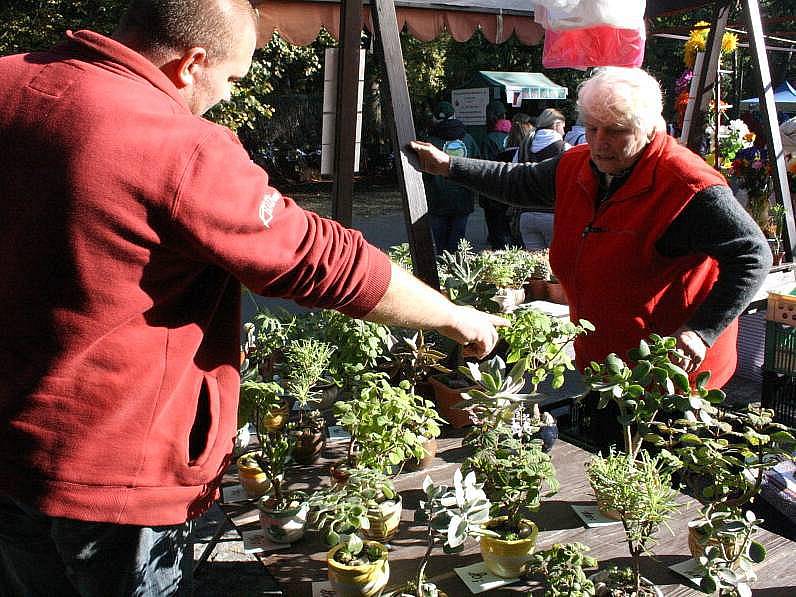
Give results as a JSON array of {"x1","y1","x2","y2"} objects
[
  {"x1": 371, "y1": 0, "x2": 439, "y2": 288},
  {"x1": 741, "y1": 0, "x2": 795, "y2": 260},
  {"x1": 331, "y1": 0, "x2": 363, "y2": 227},
  {"x1": 684, "y1": 1, "x2": 731, "y2": 154}
]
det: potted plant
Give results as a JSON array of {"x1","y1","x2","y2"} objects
[
  {"x1": 523, "y1": 250, "x2": 551, "y2": 301},
  {"x1": 253, "y1": 425, "x2": 309, "y2": 544},
  {"x1": 689, "y1": 508, "x2": 766, "y2": 596},
  {"x1": 477, "y1": 248, "x2": 534, "y2": 312},
  {"x1": 334, "y1": 373, "x2": 443, "y2": 473},
  {"x1": 522, "y1": 542, "x2": 598, "y2": 596},
  {"x1": 309, "y1": 468, "x2": 403, "y2": 545},
  {"x1": 281, "y1": 338, "x2": 335, "y2": 464},
  {"x1": 436, "y1": 239, "x2": 499, "y2": 313},
  {"x1": 464, "y1": 424, "x2": 559, "y2": 578},
  {"x1": 236, "y1": 377, "x2": 286, "y2": 497},
  {"x1": 387, "y1": 468, "x2": 495, "y2": 597},
  {"x1": 327, "y1": 533, "x2": 390, "y2": 597},
  {"x1": 585, "y1": 450, "x2": 680, "y2": 596}
]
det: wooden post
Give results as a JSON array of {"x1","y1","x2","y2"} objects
[
  {"x1": 741, "y1": 0, "x2": 795, "y2": 259},
  {"x1": 331, "y1": 0, "x2": 363, "y2": 227},
  {"x1": 371, "y1": 0, "x2": 440, "y2": 288},
  {"x1": 684, "y1": 2, "x2": 731, "y2": 154}
]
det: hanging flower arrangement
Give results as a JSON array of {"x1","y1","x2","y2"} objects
[{"x1": 683, "y1": 21, "x2": 738, "y2": 68}]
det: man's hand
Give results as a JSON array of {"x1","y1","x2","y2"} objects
[
  {"x1": 674, "y1": 327, "x2": 707, "y2": 373},
  {"x1": 438, "y1": 305, "x2": 509, "y2": 359},
  {"x1": 408, "y1": 141, "x2": 452, "y2": 176}
]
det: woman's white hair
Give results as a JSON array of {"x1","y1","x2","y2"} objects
[{"x1": 577, "y1": 67, "x2": 666, "y2": 136}]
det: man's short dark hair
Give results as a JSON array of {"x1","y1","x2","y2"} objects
[{"x1": 116, "y1": 0, "x2": 257, "y2": 62}]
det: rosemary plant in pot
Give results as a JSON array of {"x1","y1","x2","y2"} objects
[
  {"x1": 585, "y1": 449, "x2": 680, "y2": 596},
  {"x1": 281, "y1": 338, "x2": 335, "y2": 465}
]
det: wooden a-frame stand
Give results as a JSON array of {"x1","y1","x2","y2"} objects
[{"x1": 682, "y1": 0, "x2": 795, "y2": 260}]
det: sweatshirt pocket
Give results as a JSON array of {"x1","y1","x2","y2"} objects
[{"x1": 186, "y1": 373, "x2": 222, "y2": 468}]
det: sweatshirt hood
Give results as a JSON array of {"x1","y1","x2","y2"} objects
[
  {"x1": 531, "y1": 128, "x2": 563, "y2": 153},
  {"x1": 432, "y1": 118, "x2": 466, "y2": 141}
]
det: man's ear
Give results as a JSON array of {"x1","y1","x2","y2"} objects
[{"x1": 174, "y1": 47, "x2": 208, "y2": 89}]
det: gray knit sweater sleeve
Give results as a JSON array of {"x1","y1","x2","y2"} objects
[
  {"x1": 448, "y1": 155, "x2": 559, "y2": 208},
  {"x1": 657, "y1": 185, "x2": 772, "y2": 345}
]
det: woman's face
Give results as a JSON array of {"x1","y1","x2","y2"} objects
[{"x1": 584, "y1": 118, "x2": 651, "y2": 175}]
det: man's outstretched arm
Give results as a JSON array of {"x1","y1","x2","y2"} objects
[{"x1": 363, "y1": 263, "x2": 508, "y2": 359}]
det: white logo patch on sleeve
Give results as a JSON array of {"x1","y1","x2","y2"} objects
[{"x1": 258, "y1": 190, "x2": 281, "y2": 229}]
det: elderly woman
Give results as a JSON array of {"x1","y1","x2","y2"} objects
[{"x1": 411, "y1": 67, "x2": 770, "y2": 394}]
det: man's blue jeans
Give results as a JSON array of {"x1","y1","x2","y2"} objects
[
  {"x1": 430, "y1": 213, "x2": 469, "y2": 255},
  {"x1": 0, "y1": 495, "x2": 192, "y2": 597}
]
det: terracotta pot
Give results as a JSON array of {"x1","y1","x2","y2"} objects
[
  {"x1": 545, "y1": 281, "x2": 568, "y2": 305},
  {"x1": 687, "y1": 523, "x2": 747, "y2": 561},
  {"x1": 479, "y1": 517, "x2": 539, "y2": 578},
  {"x1": 403, "y1": 437, "x2": 438, "y2": 471},
  {"x1": 362, "y1": 495, "x2": 403, "y2": 542},
  {"x1": 330, "y1": 460, "x2": 354, "y2": 485},
  {"x1": 428, "y1": 375, "x2": 475, "y2": 429},
  {"x1": 327, "y1": 541, "x2": 390, "y2": 597},
  {"x1": 292, "y1": 428, "x2": 326, "y2": 465},
  {"x1": 236, "y1": 453, "x2": 271, "y2": 499},
  {"x1": 591, "y1": 485, "x2": 622, "y2": 521},
  {"x1": 523, "y1": 278, "x2": 548, "y2": 301},
  {"x1": 258, "y1": 498, "x2": 309, "y2": 544}
]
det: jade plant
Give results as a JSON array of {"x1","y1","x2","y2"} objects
[
  {"x1": 583, "y1": 334, "x2": 722, "y2": 459},
  {"x1": 523, "y1": 542, "x2": 598, "y2": 597}
]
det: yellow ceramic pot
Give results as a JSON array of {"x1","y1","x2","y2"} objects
[
  {"x1": 362, "y1": 496, "x2": 402, "y2": 542},
  {"x1": 262, "y1": 403, "x2": 289, "y2": 432},
  {"x1": 236, "y1": 453, "x2": 271, "y2": 499},
  {"x1": 328, "y1": 541, "x2": 390, "y2": 597},
  {"x1": 480, "y1": 517, "x2": 539, "y2": 578}
]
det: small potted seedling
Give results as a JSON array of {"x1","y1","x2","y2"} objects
[
  {"x1": 523, "y1": 542, "x2": 598, "y2": 596},
  {"x1": 327, "y1": 533, "x2": 390, "y2": 597}
]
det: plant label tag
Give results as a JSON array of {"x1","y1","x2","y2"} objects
[
  {"x1": 221, "y1": 484, "x2": 248, "y2": 504},
  {"x1": 326, "y1": 425, "x2": 351, "y2": 443},
  {"x1": 230, "y1": 510, "x2": 260, "y2": 527},
  {"x1": 241, "y1": 529, "x2": 290, "y2": 554},
  {"x1": 311, "y1": 581, "x2": 335, "y2": 597},
  {"x1": 454, "y1": 561, "x2": 519, "y2": 593},
  {"x1": 669, "y1": 558, "x2": 705, "y2": 586},
  {"x1": 571, "y1": 504, "x2": 622, "y2": 528}
]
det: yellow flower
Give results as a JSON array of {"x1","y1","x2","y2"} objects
[
  {"x1": 721, "y1": 32, "x2": 738, "y2": 54},
  {"x1": 788, "y1": 157, "x2": 796, "y2": 176},
  {"x1": 743, "y1": 132, "x2": 756, "y2": 143}
]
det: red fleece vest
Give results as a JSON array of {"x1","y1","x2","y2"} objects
[{"x1": 549, "y1": 132, "x2": 738, "y2": 388}]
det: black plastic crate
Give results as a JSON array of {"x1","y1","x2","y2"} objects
[
  {"x1": 764, "y1": 320, "x2": 796, "y2": 375},
  {"x1": 762, "y1": 370, "x2": 796, "y2": 427}
]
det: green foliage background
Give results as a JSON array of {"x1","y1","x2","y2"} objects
[{"x1": 1, "y1": 0, "x2": 792, "y2": 164}]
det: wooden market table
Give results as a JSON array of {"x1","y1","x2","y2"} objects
[{"x1": 217, "y1": 433, "x2": 796, "y2": 596}]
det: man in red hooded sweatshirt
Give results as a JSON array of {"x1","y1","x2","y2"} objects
[{"x1": 0, "y1": 1, "x2": 505, "y2": 594}]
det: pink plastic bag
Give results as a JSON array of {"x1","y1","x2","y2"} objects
[{"x1": 542, "y1": 25, "x2": 646, "y2": 69}]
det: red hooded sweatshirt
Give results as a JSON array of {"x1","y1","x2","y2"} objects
[{"x1": 0, "y1": 31, "x2": 391, "y2": 525}]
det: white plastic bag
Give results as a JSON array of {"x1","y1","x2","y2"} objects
[{"x1": 534, "y1": 1, "x2": 645, "y2": 32}]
